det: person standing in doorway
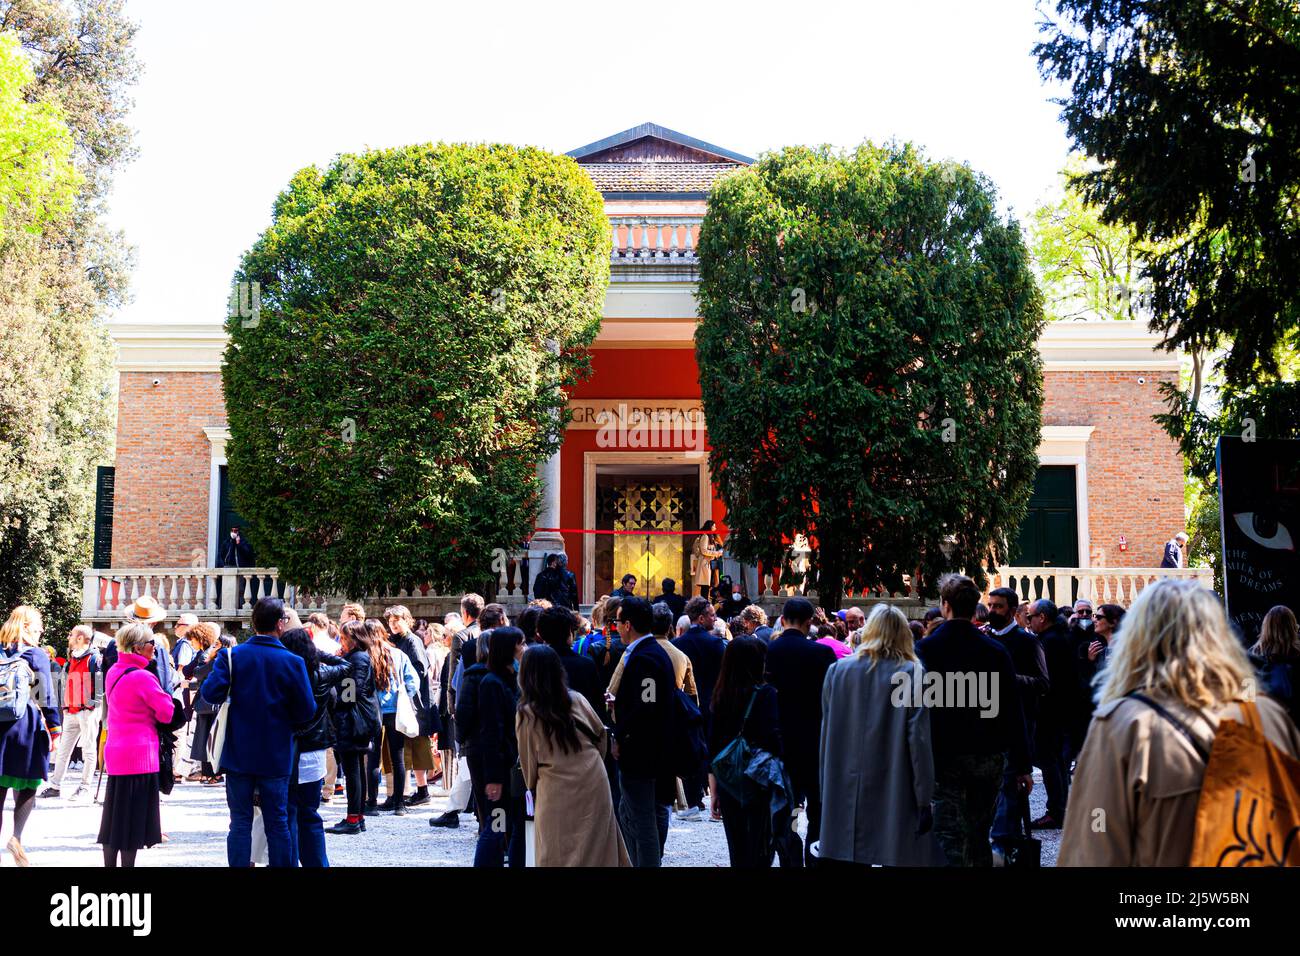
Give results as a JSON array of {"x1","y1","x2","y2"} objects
[{"x1": 691, "y1": 521, "x2": 724, "y2": 597}]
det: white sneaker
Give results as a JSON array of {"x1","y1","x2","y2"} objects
[{"x1": 675, "y1": 807, "x2": 702, "y2": 822}]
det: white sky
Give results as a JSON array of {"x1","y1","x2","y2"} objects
[{"x1": 106, "y1": 0, "x2": 1073, "y2": 325}]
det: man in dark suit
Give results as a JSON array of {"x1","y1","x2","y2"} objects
[
  {"x1": 611, "y1": 597, "x2": 676, "y2": 867},
  {"x1": 672, "y1": 595, "x2": 726, "y2": 817},
  {"x1": 916, "y1": 576, "x2": 1033, "y2": 867},
  {"x1": 200, "y1": 596, "x2": 315, "y2": 868},
  {"x1": 1025, "y1": 597, "x2": 1081, "y2": 830},
  {"x1": 764, "y1": 596, "x2": 836, "y2": 866},
  {"x1": 651, "y1": 578, "x2": 687, "y2": 619},
  {"x1": 985, "y1": 587, "x2": 1050, "y2": 855}
]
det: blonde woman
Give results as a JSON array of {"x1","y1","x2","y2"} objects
[
  {"x1": 0, "y1": 606, "x2": 59, "y2": 865},
  {"x1": 817, "y1": 604, "x2": 944, "y2": 866},
  {"x1": 1060, "y1": 579, "x2": 1300, "y2": 866}
]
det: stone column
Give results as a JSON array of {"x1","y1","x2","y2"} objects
[
  {"x1": 530, "y1": 340, "x2": 567, "y2": 559},
  {"x1": 531, "y1": 449, "x2": 565, "y2": 555}
]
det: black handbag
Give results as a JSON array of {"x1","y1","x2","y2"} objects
[
  {"x1": 1003, "y1": 803, "x2": 1042, "y2": 868},
  {"x1": 110, "y1": 669, "x2": 185, "y2": 794}
]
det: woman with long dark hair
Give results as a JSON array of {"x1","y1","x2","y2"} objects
[
  {"x1": 279, "y1": 627, "x2": 349, "y2": 864},
  {"x1": 326, "y1": 620, "x2": 382, "y2": 835},
  {"x1": 517, "y1": 644, "x2": 629, "y2": 866},
  {"x1": 367, "y1": 618, "x2": 418, "y2": 815},
  {"x1": 708, "y1": 635, "x2": 783, "y2": 867},
  {"x1": 470, "y1": 626, "x2": 525, "y2": 867},
  {"x1": 1249, "y1": 605, "x2": 1300, "y2": 726}
]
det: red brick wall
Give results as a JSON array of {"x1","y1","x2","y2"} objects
[
  {"x1": 106, "y1": 364, "x2": 1186, "y2": 576},
  {"x1": 1042, "y1": 369, "x2": 1185, "y2": 568},
  {"x1": 111, "y1": 372, "x2": 226, "y2": 567}
]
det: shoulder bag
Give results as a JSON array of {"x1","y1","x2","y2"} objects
[{"x1": 207, "y1": 648, "x2": 234, "y2": 769}]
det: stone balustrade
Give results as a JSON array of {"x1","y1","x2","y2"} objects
[
  {"x1": 988, "y1": 566, "x2": 1215, "y2": 608},
  {"x1": 610, "y1": 216, "x2": 702, "y2": 261},
  {"x1": 80, "y1": 560, "x2": 1210, "y2": 628}
]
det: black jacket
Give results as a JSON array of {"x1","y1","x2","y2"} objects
[
  {"x1": 220, "y1": 534, "x2": 253, "y2": 568},
  {"x1": 763, "y1": 627, "x2": 835, "y2": 786},
  {"x1": 989, "y1": 625, "x2": 1050, "y2": 725},
  {"x1": 916, "y1": 619, "x2": 1031, "y2": 775},
  {"x1": 613, "y1": 636, "x2": 675, "y2": 784},
  {"x1": 708, "y1": 682, "x2": 782, "y2": 761},
  {"x1": 333, "y1": 649, "x2": 380, "y2": 752},
  {"x1": 652, "y1": 592, "x2": 686, "y2": 618},
  {"x1": 672, "y1": 625, "x2": 726, "y2": 728},
  {"x1": 455, "y1": 663, "x2": 490, "y2": 754},
  {"x1": 475, "y1": 670, "x2": 520, "y2": 787},
  {"x1": 184, "y1": 653, "x2": 220, "y2": 716},
  {"x1": 554, "y1": 644, "x2": 605, "y2": 724},
  {"x1": 533, "y1": 567, "x2": 577, "y2": 610},
  {"x1": 295, "y1": 654, "x2": 351, "y2": 753},
  {"x1": 1037, "y1": 619, "x2": 1089, "y2": 730}
]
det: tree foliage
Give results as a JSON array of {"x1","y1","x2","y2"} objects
[
  {"x1": 1036, "y1": 0, "x2": 1300, "y2": 462},
  {"x1": 695, "y1": 143, "x2": 1045, "y2": 607},
  {"x1": 224, "y1": 143, "x2": 610, "y2": 598},
  {"x1": 0, "y1": 31, "x2": 80, "y2": 238},
  {"x1": 1029, "y1": 157, "x2": 1150, "y2": 322},
  {"x1": 0, "y1": 0, "x2": 137, "y2": 635}
]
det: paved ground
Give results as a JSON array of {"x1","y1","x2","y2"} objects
[{"x1": 8, "y1": 768, "x2": 1060, "y2": 867}]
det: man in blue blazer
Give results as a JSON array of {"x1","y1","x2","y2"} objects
[
  {"x1": 611, "y1": 597, "x2": 676, "y2": 867},
  {"x1": 201, "y1": 596, "x2": 314, "y2": 868}
]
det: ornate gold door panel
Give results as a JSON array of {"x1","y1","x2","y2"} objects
[{"x1": 594, "y1": 476, "x2": 699, "y2": 600}]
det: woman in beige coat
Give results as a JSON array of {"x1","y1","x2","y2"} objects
[
  {"x1": 517, "y1": 645, "x2": 630, "y2": 867},
  {"x1": 1060, "y1": 578, "x2": 1300, "y2": 866},
  {"x1": 691, "y1": 520, "x2": 723, "y2": 597}
]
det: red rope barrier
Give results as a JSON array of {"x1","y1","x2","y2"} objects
[{"x1": 532, "y1": 528, "x2": 719, "y2": 536}]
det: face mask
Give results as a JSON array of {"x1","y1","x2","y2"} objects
[
  {"x1": 986, "y1": 610, "x2": 1009, "y2": 630},
  {"x1": 71, "y1": 646, "x2": 90, "y2": 659}
]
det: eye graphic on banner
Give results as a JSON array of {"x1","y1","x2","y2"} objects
[{"x1": 1232, "y1": 512, "x2": 1295, "y2": 551}]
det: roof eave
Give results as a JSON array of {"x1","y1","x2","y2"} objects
[{"x1": 567, "y1": 122, "x2": 754, "y2": 165}]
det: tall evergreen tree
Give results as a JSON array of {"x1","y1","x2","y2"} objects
[
  {"x1": 0, "y1": 0, "x2": 139, "y2": 639},
  {"x1": 1036, "y1": 0, "x2": 1300, "y2": 462},
  {"x1": 695, "y1": 144, "x2": 1045, "y2": 608}
]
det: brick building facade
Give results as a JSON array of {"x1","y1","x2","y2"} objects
[{"x1": 86, "y1": 125, "x2": 1201, "y2": 622}]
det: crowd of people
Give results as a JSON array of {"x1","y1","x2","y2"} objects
[{"x1": 0, "y1": 569, "x2": 1297, "y2": 869}]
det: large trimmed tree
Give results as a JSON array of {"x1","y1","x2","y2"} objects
[
  {"x1": 695, "y1": 143, "x2": 1045, "y2": 607},
  {"x1": 223, "y1": 143, "x2": 609, "y2": 597},
  {"x1": 1035, "y1": 0, "x2": 1300, "y2": 462}
]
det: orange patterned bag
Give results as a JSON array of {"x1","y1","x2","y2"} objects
[{"x1": 1190, "y1": 701, "x2": 1300, "y2": 867}]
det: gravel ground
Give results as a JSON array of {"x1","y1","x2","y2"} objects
[{"x1": 9, "y1": 768, "x2": 1060, "y2": 867}]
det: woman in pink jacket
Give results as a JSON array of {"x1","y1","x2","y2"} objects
[{"x1": 98, "y1": 622, "x2": 176, "y2": 867}]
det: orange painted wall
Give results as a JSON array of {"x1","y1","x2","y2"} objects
[{"x1": 558, "y1": 348, "x2": 725, "y2": 599}]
